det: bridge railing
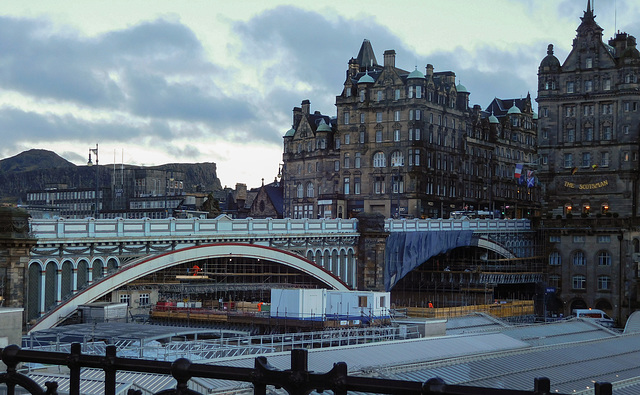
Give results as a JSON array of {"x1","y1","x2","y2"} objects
[
  {"x1": 385, "y1": 218, "x2": 531, "y2": 232},
  {"x1": 0, "y1": 344, "x2": 613, "y2": 395},
  {"x1": 29, "y1": 216, "x2": 359, "y2": 240}
]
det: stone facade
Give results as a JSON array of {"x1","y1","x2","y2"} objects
[
  {"x1": 282, "y1": 40, "x2": 539, "y2": 220},
  {"x1": 537, "y1": 2, "x2": 640, "y2": 323}
]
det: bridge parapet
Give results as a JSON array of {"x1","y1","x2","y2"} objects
[
  {"x1": 30, "y1": 215, "x2": 359, "y2": 241},
  {"x1": 385, "y1": 218, "x2": 532, "y2": 233}
]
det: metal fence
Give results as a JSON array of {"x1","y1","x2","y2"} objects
[{"x1": 0, "y1": 344, "x2": 613, "y2": 395}]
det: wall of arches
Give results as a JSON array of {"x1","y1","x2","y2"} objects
[
  {"x1": 27, "y1": 256, "x2": 120, "y2": 321},
  {"x1": 306, "y1": 247, "x2": 357, "y2": 288}
]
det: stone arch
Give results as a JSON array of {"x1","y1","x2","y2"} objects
[
  {"x1": 77, "y1": 259, "x2": 90, "y2": 290},
  {"x1": 61, "y1": 260, "x2": 73, "y2": 301},
  {"x1": 314, "y1": 250, "x2": 323, "y2": 267},
  {"x1": 44, "y1": 261, "x2": 58, "y2": 311},
  {"x1": 92, "y1": 258, "x2": 104, "y2": 280},
  {"x1": 595, "y1": 299, "x2": 613, "y2": 316},
  {"x1": 569, "y1": 298, "x2": 588, "y2": 312},
  {"x1": 323, "y1": 249, "x2": 331, "y2": 271},
  {"x1": 306, "y1": 250, "x2": 314, "y2": 262},
  {"x1": 27, "y1": 262, "x2": 42, "y2": 321},
  {"x1": 106, "y1": 257, "x2": 119, "y2": 274},
  {"x1": 331, "y1": 249, "x2": 339, "y2": 275}
]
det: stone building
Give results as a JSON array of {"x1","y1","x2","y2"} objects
[
  {"x1": 283, "y1": 39, "x2": 539, "y2": 220},
  {"x1": 537, "y1": 1, "x2": 640, "y2": 323}
]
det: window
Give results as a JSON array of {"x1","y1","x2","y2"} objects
[
  {"x1": 409, "y1": 149, "x2": 421, "y2": 166},
  {"x1": 623, "y1": 125, "x2": 630, "y2": 134},
  {"x1": 359, "y1": 89, "x2": 365, "y2": 102},
  {"x1": 564, "y1": 153, "x2": 573, "y2": 168},
  {"x1": 573, "y1": 250, "x2": 586, "y2": 265},
  {"x1": 359, "y1": 131, "x2": 365, "y2": 143},
  {"x1": 585, "y1": 80, "x2": 592, "y2": 92},
  {"x1": 567, "y1": 128, "x2": 575, "y2": 142},
  {"x1": 585, "y1": 126, "x2": 594, "y2": 140},
  {"x1": 354, "y1": 177, "x2": 361, "y2": 194},
  {"x1": 297, "y1": 183, "x2": 303, "y2": 198},
  {"x1": 343, "y1": 177, "x2": 350, "y2": 194},
  {"x1": 334, "y1": 138, "x2": 340, "y2": 149},
  {"x1": 334, "y1": 160, "x2": 340, "y2": 172},
  {"x1": 344, "y1": 134, "x2": 350, "y2": 145},
  {"x1": 394, "y1": 129, "x2": 400, "y2": 141},
  {"x1": 572, "y1": 275, "x2": 586, "y2": 289},
  {"x1": 586, "y1": 57, "x2": 592, "y2": 68},
  {"x1": 392, "y1": 175, "x2": 404, "y2": 194},
  {"x1": 394, "y1": 89, "x2": 400, "y2": 100},
  {"x1": 344, "y1": 112, "x2": 350, "y2": 125},
  {"x1": 602, "y1": 126, "x2": 611, "y2": 140},
  {"x1": 567, "y1": 81, "x2": 574, "y2": 93},
  {"x1": 306, "y1": 182, "x2": 314, "y2": 197},
  {"x1": 549, "y1": 251, "x2": 561, "y2": 265},
  {"x1": 376, "y1": 130, "x2": 383, "y2": 142},
  {"x1": 374, "y1": 177, "x2": 385, "y2": 194},
  {"x1": 376, "y1": 112, "x2": 383, "y2": 123},
  {"x1": 394, "y1": 111, "x2": 401, "y2": 121},
  {"x1": 344, "y1": 153, "x2": 350, "y2": 168},
  {"x1": 416, "y1": 85, "x2": 422, "y2": 98},
  {"x1": 390, "y1": 151, "x2": 404, "y2": 167},
  {"x1": 601, "y1": 152, "x2": 609, "y2": 167},
  {"x1": 598, "y1": 251, "x2": 611, "y2": 266},
  {"x1": 549, "y1": 275, "x2": 561, "y2": 288},
  {"x1": 603, "y1": 78, "x2": 611, "y2": 90},
  {"x1": 415, "y1": 110, "x2": 421, "y2": 120},
  {"x1": 598, "y1": 276, "x2": 611, "y2": 290},
  {"x1": 139, "y1": 293, "x2": 150, "y2": 306},
  {"x1": 377, "y1": 91, "x2": 383, "y2": 101},
  {"x1": 120, "y1": 293, "x2": 131, "y2": 305},
  {"x1": 360, "y1": 113, "x2": 365, "y2": 124},
  {"x1": 624, "y1": 151, "x2": 630, "y2": 162},
  {"x1": 598, "y1": 234, "x2": 611, "y2": 243},
  {"x1": 573, "y1": 235, "x2": 585, "y2": 243},
  {"x1": 373, "y1": 152, "x2": 386, "y2": 167},
  {"x1": 355, "y1": 153, "x2": 361, "y2": 168},
  {"x1": 581, "y1": 152, "x2": 591, "y2": 167}
]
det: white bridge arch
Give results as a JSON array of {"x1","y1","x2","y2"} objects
[{"x1": 29, "y1": 243, "x2": 349, "y2": 333}]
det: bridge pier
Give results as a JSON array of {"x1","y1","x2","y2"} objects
[
  {"x1": 356, "y1": 213, "x2": 388, "y2": 291},
  {"x1": 0, "y1": 208, "x2": 37, "y2": 327}
]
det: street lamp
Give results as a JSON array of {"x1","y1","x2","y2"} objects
[{"x1": 87, "y1": 144, "x2": 99, "y2": 218}]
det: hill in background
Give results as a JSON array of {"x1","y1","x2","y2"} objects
[
  {"x1": 0, "y1": 149, "x2": 75, "y2": 172},
  {"x1": 0, "y1": 149, "x2": 223, "y2": 204}
]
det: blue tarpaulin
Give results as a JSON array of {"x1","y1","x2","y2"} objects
[{"x1": 384, "y1": 231, "x2": 474, "y2": 291}]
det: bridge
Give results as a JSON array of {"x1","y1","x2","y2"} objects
[{"x1": 26, "y1": 215, "x2": 538, "y2": 332}]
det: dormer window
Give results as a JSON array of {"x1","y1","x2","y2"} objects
[{"x1": 585, "y1": 57, "x2": 592, "y2": 68}]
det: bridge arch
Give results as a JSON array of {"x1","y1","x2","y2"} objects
[{"x1": 29, "y1": 243, "x2": 349, "y2": 333}]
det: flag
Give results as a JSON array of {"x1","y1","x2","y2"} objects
[
  {"x1": 519, "y1": 175, "x2": 526, "y2": 185},
  {"x1": 592, "y1": 164, "x2": 598, "y2": 171},
  {"x1": 527, "y1": 170, "x2": 535, "y2": 188},
  {"x1": 571, "y1": 167, "x2": 578, "y2": 175},
  {"x1": 515, "y1": 163, "x2": 523, "y2": 179}
]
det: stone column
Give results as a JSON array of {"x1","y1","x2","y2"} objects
[
  {"x1": 0, "y1": 208, "x2": 37, "y2": 327},
  {"x1": 355, "y1": 213, "x2": 389, "y2": 291}
]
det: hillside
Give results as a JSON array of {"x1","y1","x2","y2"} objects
[
  {"x1": 0, "y1": 150, "x2": 223, "y2": 203},
  {"x1": 0, "y1": 149, "x2": 75, "y2": 172}
]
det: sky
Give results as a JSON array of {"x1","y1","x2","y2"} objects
[{"x1": 0, "y1": 0, "x2": 638, "y2": 189}]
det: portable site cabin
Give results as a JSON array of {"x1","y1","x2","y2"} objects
[
  {"x1": 325, "y1": 290, "x2": 390, "y2": 322},
  {"x1": 270, "y1": 288, "x2": 326, "y2": 320},
  {"x1": 270, "y1": 289, "x2": 390, "y2": 322}
]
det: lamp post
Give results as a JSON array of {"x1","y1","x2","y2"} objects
[{"x1": 87, "y1": 144, "x2": 99, "y2": 218}]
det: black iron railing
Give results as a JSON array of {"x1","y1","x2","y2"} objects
[{"x1": 0, "y1": 344, "x2": 613, "y2": 395}]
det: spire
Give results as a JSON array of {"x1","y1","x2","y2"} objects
[
  {"x1": 356, "y1": 39, "x2": 378, "y2": 72},
  {"x1": 581, "y1": 0, "x2": 596, "y2": 23}
]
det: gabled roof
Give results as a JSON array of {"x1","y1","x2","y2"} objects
[{"x1": 485, "y1": 97, "x2": 530, "y2": 118}]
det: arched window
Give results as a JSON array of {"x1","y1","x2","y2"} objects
[
  {"x1": 572, "y1": 251, "x2": 585, "y2": 266},
  {"x1": 390, "y1": 151, "x2": 404, "y2": 167},
  {"x1": 373, "y1": 152, "x2": 386, "y2": 168},
  {"x1": 572, "y1": 275, "x2": 586, "y2": 289},
  {"x1": 296, "y1": 183, "x2": 303, "y2": 198},
  {"x1": 549, "y1": 251, "x2": 561, "y2": 265},
  {"x1": 306, "y1": 182, "x2": 314, "y2": 198},
  {"x1": 598, "y1": 251, "x2": 611, "y2": 266}
]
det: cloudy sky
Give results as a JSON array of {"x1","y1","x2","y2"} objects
[{"x1": 0, "y1": 0, "x2": 638, "y2": 188}]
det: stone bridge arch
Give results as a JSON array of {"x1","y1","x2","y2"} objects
[{"x1": 29, "y1": 243, "x2": 349, "y2": 333}]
